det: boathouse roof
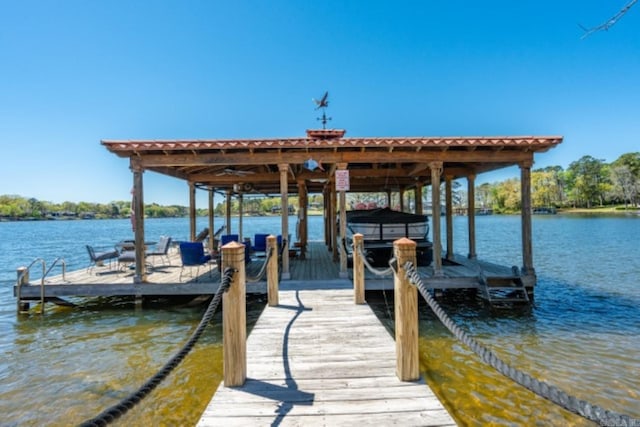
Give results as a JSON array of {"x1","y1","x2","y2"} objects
[{"x1": 102, "y1": 133, "x2": 562, "y2": 194}]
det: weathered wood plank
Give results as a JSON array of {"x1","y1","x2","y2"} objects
[
  {"x1": 198, "y1": 410, "x2": 455, "y2": 427},
  {"x1": 197, "y1": 289, "x2": 456, "y2": 426}
]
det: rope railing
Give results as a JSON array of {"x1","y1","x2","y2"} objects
[
  {"x1": 246, "y1": 247, "x2": 273, "y2": 283},
  {"x1": 79, "y1": 267, "x2": 237, "y2": 427},
  {"x1": 356, "y1": 244, "x2": 394, "y2": 277},
  {"x1": 401, "y1": 260, "x2": 633, "y2": 426}
]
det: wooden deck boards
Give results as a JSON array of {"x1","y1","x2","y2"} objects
[
  {"x1": 15, "y1": 241, "x2": 516, "y2": 300},
  {"x1": 198, "y1": 288, "x2": 456, "y2": 426}
]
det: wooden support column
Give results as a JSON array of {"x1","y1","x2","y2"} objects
[
  {"x1": 279, "y1": 164, "x2": 290, "y2": 279},
  {"x1": 222, "y1": 241, "x2": 246, "y2": 387},
  {"x1": 445, "y1": 174, "x2": 454, "y2": 261},
  {"x1": 520, "y1": 160, "x2": 535, "y2": 276},
  {"x1": 267, "y1": 235, "x2": 278, "y2": 307},
  {"x1": 297, "y1": 180, "x2": 308, "y2": 260},
  {"x1": 393, "y1": 238, "x2": 419, "y2": 382},
  {"x1": 415, "y1": 183, "x2": 423, "y2": 215},
  {"x1": 337, "y1": 163, "x2": 348, "y2": 278},
  {"x1": 467, "y1": 174, "x2": 477, "y2": 259},
  {"x1": 225, "y1": 190, "x2": 232, "y2": 235},
  {"x1": 331, "y1": 183, "x2": 338, "y2": 261},
  {"x1": 238, "y1": 193, "x2": 244, "y2": 242},
  {"x1": 430, "y1": 162, "x2": 443, "y2": 276},
  {"x1": 323, "y1": 187, "x2": 330, "y2": 247},
  {"x1": 353, "y1": 233, "x2": 365, "y2": 304},
  {"x1": 386, "y1": 190, "x2": 392, "y2": 208},
  {"x1": 189, "y1": 182, "x2": 196, "y2": 241},
  {"x1": 399, "y1": 187, "x2": 405, "y2": 212},
  {"x1": 208, "y1": 189, "x2": 215, "y2": 254},
  {"x1": 132, "y1": 165, "x2": 146, "y2": 283}
]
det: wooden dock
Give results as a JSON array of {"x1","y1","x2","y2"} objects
[
  {"x1": 14, "y1": 241, "x2": 520, "y2": 303},
  {"x1": 198, "y1": 287, "x2": 456, "y2": 426}
]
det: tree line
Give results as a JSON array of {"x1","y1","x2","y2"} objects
[
  {"x1": 1, "y1": 152, "x2": 638, "y2": 220},
  {"x1": 0, "y1": 197, "x2": 192, "y2": 220},
  {"x1": 477, "y1": 152, "x2": 640, "y2": 213}
]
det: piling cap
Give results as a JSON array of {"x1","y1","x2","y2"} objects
[
  {"x1": 221, "y1": 241, "x2": 245, "y2": 249},
  {"x1": 394, "y1": 237, "x2": 417, "y2": 247}
]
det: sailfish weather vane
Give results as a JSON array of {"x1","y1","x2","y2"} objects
[{"x1": 313, "y1": 91, "x2": 331, "y2": 129}]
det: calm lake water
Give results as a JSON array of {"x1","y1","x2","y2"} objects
[{"x1": 1, "y1": 214, "x2": 639, "y2": 426}]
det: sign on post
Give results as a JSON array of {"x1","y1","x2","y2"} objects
[{"x1": 335, "y1": 169, "x2": 350, "y2": 191}]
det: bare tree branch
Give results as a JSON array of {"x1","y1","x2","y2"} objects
[{"x1": 580, "y1": 0, "x2": 637, "y2": 39}]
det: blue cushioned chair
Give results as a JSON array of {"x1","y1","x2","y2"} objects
[
  {"x1": 220, "y1": 234, "x2": 239, "y2": 246},
  {"x1": 179, "y1": 242, "x2": 212, "y2": 281},
  {"x1": 252, "y1": 233, "x2": 269, "y2": 255}
]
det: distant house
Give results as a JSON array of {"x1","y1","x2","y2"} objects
[{"x1": 271, "y1": 205, "x2": 295, "y2": 214}]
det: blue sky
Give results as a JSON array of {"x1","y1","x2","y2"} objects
[{"x1": 1, "y1": 1, "x2": 638, "y2": 206}]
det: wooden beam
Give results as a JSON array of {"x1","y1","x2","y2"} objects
[{"x1": 135, "y1": 150, "x2": 534, "y2": 167}]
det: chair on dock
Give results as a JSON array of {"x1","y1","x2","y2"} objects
[
  {"x1": 86, "y1": 245, "x2": 119, "y2": 273},
  {"x1": 251, "y1": 233, "x2": 269, "y2": 256},
  {"x1": 220, "y1": 234, "x2": 239, "y2": 246},
  {"x1": 179, "y1": 242, "x2": 212, "y2": 281},
  {"x1": 117, "y1": 250, "x2": 136, "y2": 270},
  {"x1": 146, "y1": 236, "x2": 172, "y2": 266}
]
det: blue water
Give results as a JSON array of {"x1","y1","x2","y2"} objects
[{"x1": 1, "y1": 214, "x2": 639, "y2": 425}]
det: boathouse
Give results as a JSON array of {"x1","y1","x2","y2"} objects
[{"x1": 101, "y1": 129, "x2": 562, "y2": 299}]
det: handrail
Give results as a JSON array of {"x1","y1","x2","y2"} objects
[
  {"x1": 40, "y1": 257, "x2": 66, "y2": 314},
  {"x1": 16, "y1": 258, "x2": 46, "y2": 314}
]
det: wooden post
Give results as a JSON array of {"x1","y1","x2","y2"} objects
[
  {"x1": 430, "y1": 162, "x2": 443, "y2": 276},
  {"x1": 225, "y1": 190, "x2": 232, "y2": 235},
  {"x1": 323, "y1": 187, "x2": 330, "y2": 247},
  {"x1": 445, "y1": 174, "x2": 454, "y2": 261},
  {"x1": 189, "y1": 182, "x2": 196, "y2": 241},
  {"x1": 279, "y1": 164, "x2": 290, "y2": 279},
  {"x1": 132, "y1": 165, "x2": 146, "y2": 283},
  {"x1": 393, "y1": 238, "x2": 419, "y2": 382},
  {"x1": 353, "y1": 234, "x2": 365, "y2": 304},
  {"x1": 331, "y1": 183, "x2": 338, "y2": 261},
  {"x1": 467, "y1": 174, "x2": 477, "y2": 259},
  {"x1": 415, "y1": 183, "x2": 423, "y2": 215},
  {"x1": 520, "y1": 160, "x2": 535, "y2": 276},
  {"x1": 238, "y1": 193, "x2": 244, "y2": 242},
  {"x1": 208, "y1": 189, "x2": 215, "y2": 254},
  {"x1": 297, "y1": 180, "x2": 308, "y2": 260},
  {"x1": 16, "y1": 267, "x2": 29, "y2": 313},
  {"x1": 267, "y1": 235, "x2": 279, "y2": 307},
  {"x1": 222, "y1": 241, "x2": 247, "y2": 387},
  {"x1": 337, "y1": 163, "x2": 348, "y2": 278}
]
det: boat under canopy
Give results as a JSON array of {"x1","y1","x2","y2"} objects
[{"x1": 346, "y1": 208, "x2": 432, "y2": 266}]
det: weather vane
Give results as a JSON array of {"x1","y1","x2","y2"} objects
[{"x1": 312, "y1": 91, "x2": 331, "y2": 129}]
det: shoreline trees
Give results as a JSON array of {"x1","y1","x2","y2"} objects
[{"x1": 2, "y1": 152, "x2": 638, "y2": 220}]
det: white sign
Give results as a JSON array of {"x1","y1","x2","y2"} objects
[{"x1": 335, "y1": 169, "x2": 350, "y2": 191}]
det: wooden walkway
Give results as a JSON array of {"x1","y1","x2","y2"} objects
[{"x1": 198, "y1": 288, "x2": 456, "y2": 426}]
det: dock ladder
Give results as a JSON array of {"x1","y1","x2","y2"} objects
[{"x1": 477, "y1": 267, "x2": 530, "y2": 306}]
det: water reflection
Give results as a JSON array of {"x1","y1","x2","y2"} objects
[{"x1": 366, "y1": 279, "x2": 640, "y2": 425}]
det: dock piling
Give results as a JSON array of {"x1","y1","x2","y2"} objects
[
  {"x1": 353, "y1": 233, "x2": 365, "y2": 304},
  {"x1": 221, "y1": 241, "x2": 247, "y2": 387},
  {"x1": 393, "y1": 238, "x2": 419, "y2": 382},
  {"x1": 267, "y1": 235, "x2": 278, "y2": 307}
]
